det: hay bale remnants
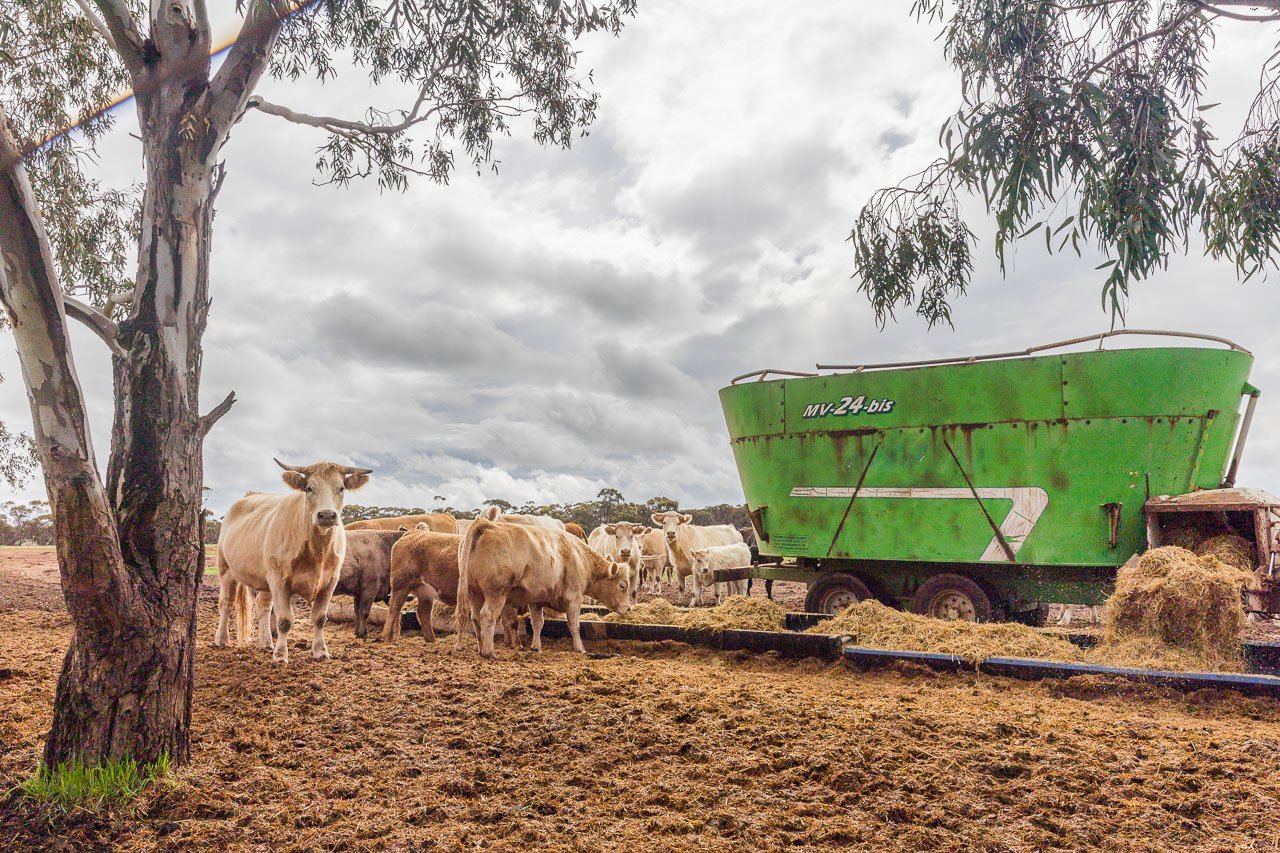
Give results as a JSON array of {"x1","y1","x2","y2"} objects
[
  {"x1": 806, "y1": 600, "x2": 1084, "y2": 666},
  {"x1": 1193, "y1": 534, "x2": 1255, "y2": 575},
  {"x1": 605, "y1": 596, "x2": 787, "y2": 632},
  {"x1": 1095, "y1": 546, "x2": 1248, "y2": 672}
]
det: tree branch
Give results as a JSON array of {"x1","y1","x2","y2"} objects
[
  {"x1": 1076, "y1": 6, "x2": 1202, "y2": 87},
  {"x1": 72, "y1": 0, "x2": 119, "y2": 51},
  {"x1": 206, "y1": 0, "x2": 293, "y2": 144},
  {"x1": 200, "y1": 391, "x2": 236, "y2": 436},
  {"x1": 0, "y1": 103, "x2": 127, "y2": 623},
  {"x1": 92, "y1": 0, "x2": 147, "y2": 77},
  {"x1": 250, "y1": 90, "x2": 526, "y2": 137},
  {"x1": 1192, "y1": 1, "x2": 1280, "y2": 22},
  {"x1": 62, "y1": 295, "x2": 126, "y2": 357}
]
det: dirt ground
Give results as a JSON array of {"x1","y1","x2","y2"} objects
[{"x1": 5, "y1": 555, "x2": 1280, "y2": 849}]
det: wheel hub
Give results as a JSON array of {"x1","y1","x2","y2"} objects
[
  {"x1": 822, "y1": 589, "x2": 861, "y2": 614},
  {"x1": 928, "y1": 590, "x2": 977, "y2": 621}
]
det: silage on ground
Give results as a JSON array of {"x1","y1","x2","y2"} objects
[
  {"x1": 805, "y1": 600, "x2": 1085, "y2": 666},
  {"x1": 604, "y1": 596, "x2": 788, "y2": 632}
]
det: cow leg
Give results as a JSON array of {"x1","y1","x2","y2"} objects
[
  {"x1": 765, "y1": 579, "x2": 774, "y2": 601},
  {"x1": 256, "y1": 590, "x2": 274, "y2": 651},
  {"x1": 310, "y1": 582, "x2": 336, "y2": 661},
  {"x1": 416, "y1": 586, "x2": 436, "y2": 643},
  {"x1": 688, "y1": 570, "x2": 703, "y2": 607},
  {"x1": 383, "y1": 584, "x2": 412, "y2": 642},
  {"x1": 502, "y1": 606, "x2": 522, "y2": 650},
  {"x1": 354, "y1": 589, "x2": 373, "y2": 639},
  {"x1": 528, "y1": 605, "x2": 545, "y2": 652},
  {"x1": 454, "y1": 594, "x2": 478, "y2": 650},
  {"x1": 268, "y1": 579, "x2": 293, "y2": 663},
  {"x1": 564, "y1": 599, "x2": 587, "y2": 654},
  {"x1": 477, "y1": 590, "x2": 509, "y2": 660},
  {"x1": 214, "y1": 572, "x2": 235, "y2": 647}
]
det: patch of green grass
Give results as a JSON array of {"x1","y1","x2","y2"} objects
[{"x1": 17, "y1": 754, "x2": 172, "y2": 814}]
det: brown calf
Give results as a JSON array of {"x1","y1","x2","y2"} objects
[{"x1": 383, "y1": 528, "x2": 520, "y2": 644}]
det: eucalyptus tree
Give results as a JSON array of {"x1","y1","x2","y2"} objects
[
  {"x1": 853, "y1": 0, "x2": 1280, "y2": 327},
  {"x1": 0, "y1": 0, "x2": 634, "y2": 767}
]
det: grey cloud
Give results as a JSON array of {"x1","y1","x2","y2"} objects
[
  {"x1": 879, "y1": 129, "x2": 914, "y2": 152},
  {"x1": 643, "y1": 138, "x2": 852, "y2": 260}
]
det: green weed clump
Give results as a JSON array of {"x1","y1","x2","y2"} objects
[{"x1": 17, "y1": 754, "x2": 172, "y2": 814}]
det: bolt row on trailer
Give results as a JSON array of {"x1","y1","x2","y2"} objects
[{"x1": 718, "y1": 331, "x2": 1280, "y2": 620}]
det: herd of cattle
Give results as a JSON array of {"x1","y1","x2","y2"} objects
[{"x1": 212, "y1": 460, "x2": 750, "y2": 661}]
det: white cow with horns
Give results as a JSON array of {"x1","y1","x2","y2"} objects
[{"x1": 214, "y1": 458, "x2": 371, "y2": 663}]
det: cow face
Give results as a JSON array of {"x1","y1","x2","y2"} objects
[
  {"x1": 275, "y1": 459, "x2": 371, "y2": 530},
  {"x1": 690, "y1": 548, "x2": 713, "y2": 587},
  {"x1": 604, "y1": 522, "x2": 643, "y2": 562},
  {"x1": 651, "y1": 511, "x2": 694, "y2": 545},
  {"x1": 589, "y1": 561, "x2": 632, "y2": 615}
]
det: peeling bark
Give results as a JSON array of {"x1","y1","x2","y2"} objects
[{"x1": 0, "y1": 1, "x2": 285, "y2": 767}]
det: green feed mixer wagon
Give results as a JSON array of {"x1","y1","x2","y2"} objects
[{"x1": 719, "y1": 331, "x2": 1280, "y2": 622}]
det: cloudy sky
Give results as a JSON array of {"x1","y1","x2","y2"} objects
[{"x1": 4, "y1": 2, "x2": 1280, "y2": 514}]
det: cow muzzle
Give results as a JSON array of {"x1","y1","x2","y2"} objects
[
  {"x1": 619, "y1": 548, "x2": 631, "y2": 559},
  {"x1": 315, "y1": 510, "x2": 339, "y2": 528},
  {"x1": 665, "y1": 532, "x2": 677, "y2": 543}
]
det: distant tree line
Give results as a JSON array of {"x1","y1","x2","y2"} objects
[
  {"x1": 0, "y1": 500, "x2": 54, "y2": 546},
  {"x1": 338, "y1": 489, "x2": 750, "y2": 532}
]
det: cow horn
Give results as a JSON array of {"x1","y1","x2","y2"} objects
[
  {"x1": 274, "y1": 458, "x2": 305, "y2": 473},
  {"x1": 342, "y1": 465, "x2": 373, "y2": 475}
]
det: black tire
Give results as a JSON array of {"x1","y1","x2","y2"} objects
[
  {"x1": 804, "y1": 573, "x2": 874, "y2": 615},
  {"x1": 910, "y1": 573, "x2": 996, "y2": 622}
]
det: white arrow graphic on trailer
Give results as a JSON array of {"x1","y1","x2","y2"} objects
[{"x1": 788, "y1": 486, "x2": 1050, "y2": 562}]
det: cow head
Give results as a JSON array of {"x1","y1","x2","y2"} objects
[
  {"x1": 651, "y1": 511, "x2": 693, "y2": 545},
  {"x1": 275, "y1": 459, "x2": 371, "y2": 530},
  {"x1": 690, "y1": 547, "x2": 713, "y2": 587},
  {"x1": 588, "y1": 560, "x2": 631, "y2": 615},
  {"x1": 603, "y1": 522, "x2": 643, "y2": 562}
]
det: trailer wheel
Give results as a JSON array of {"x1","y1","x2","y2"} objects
[
  {"x1": 804, "y1": 573, "x2": 874, "y2": 615},
  {"x1": 911, "y1": 574, "x2": 995, "y2": 622}
]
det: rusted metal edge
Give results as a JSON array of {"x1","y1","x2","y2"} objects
[
  {"x1": 814, "y1": 330, "x2": 1250, "y2": 373},
  {"x1": 525, "y1": 618, "x2": 844, "y2": 659},
  {"x1": 841, "y1": 646, "x2": 1280, "y2": 697},
  {"x1": 730, "y1": 368, "x2": 819, "y2": 385}
]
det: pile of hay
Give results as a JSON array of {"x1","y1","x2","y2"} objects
[
  {"x1": 605, "y1": 596, "x2": 788, "y2": 632},
  {"x1": 1093, "y1": 546, "x2": 1249, "y2": 672},
  {"x1": 1193, "y1": 534, "x2": 1256, "y2": 575},
  {"x1": 806, "y1": 600, "x2": 1084, "y2": 666}
]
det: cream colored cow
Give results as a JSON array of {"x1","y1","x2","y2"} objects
[
  {"x1": 214, "y1": 459, "x2": 370, "y2": 663},
  {"x1": 457, "y1": 518, "x2": 631, "y2": 658}
]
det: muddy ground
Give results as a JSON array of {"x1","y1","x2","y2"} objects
[{"x1": 5, "y1": 553, "x2": 1280, "y2": 849}]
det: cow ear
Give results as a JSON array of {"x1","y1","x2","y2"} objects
[
  {"x1": 692, "y1": 548, "x2": 707, "y2": 558},
  {"x1": 604, "y1": 524, "x2": 616, "y2": 535},
  {"x1": 416, "y1": 521, "x2": 429, "y2": 529},
  {"x1": 679, "y1": 513, "x2": 693, "y2": 524},
  {"x1": 607, "y1": 562, "x2": 620, "y2": 578},
  {"x1": 650, "y1": 513, "x2": 662, "y2": 526},
  {"x1": 282, "y1": 471, "x2": 307, "y2": 491},
  {"x1": 344, "y1": 472, "x2": 370, "y2": 491},
  {"x1": 398, "y1": 525, "x2": 409, "y2": 532},
  {"x1": 482, "y1": 506, "x2": 500, "y2": 521}
]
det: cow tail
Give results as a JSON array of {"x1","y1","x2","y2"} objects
[
  {"x1": 234, "y1": 580, "x2": 252, "y2": 645},
  {"x1": 456, "y1": 520, "x2": 487, "y2": 642}
]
